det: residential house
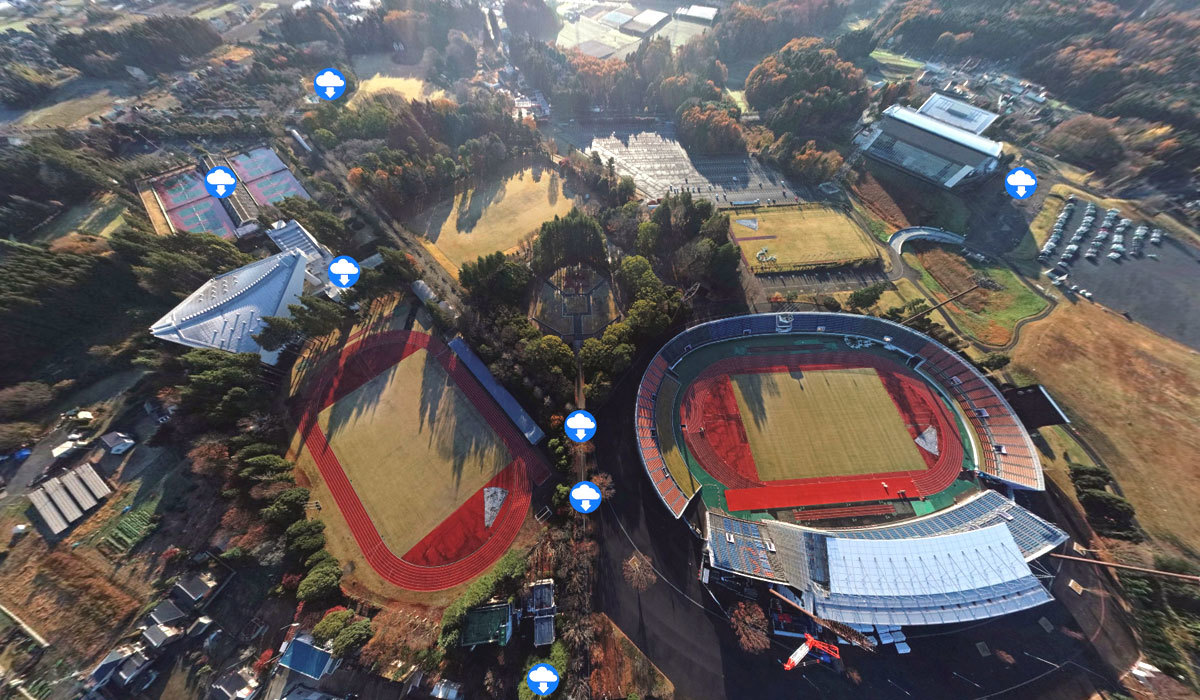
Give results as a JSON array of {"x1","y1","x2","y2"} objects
[{"x1": 99, "y1": 432, "x2": 136, "y2": 455}]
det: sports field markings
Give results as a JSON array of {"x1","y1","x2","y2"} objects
[
  {"x1": 319, "y1": 347, "x2": 511, "y2": 556},
  {"x1": 730, "y1": 367, "x2": 927, "y2": 480}
]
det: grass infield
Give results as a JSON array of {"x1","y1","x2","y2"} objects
[
  {"x1": 318, "y1": 347, "x2": 511, "y2": 556},
  {"x1": 731, "y1": 206, "x2": 879, "y2": 273},
  {"x1": 730, "y1": 367, "x2": 926, "y2": 479},
  {"x1": 405, "y1": 165, "x2": 579, "y2": 276}
]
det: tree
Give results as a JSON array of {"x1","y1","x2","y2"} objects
[
  {"x1": 187, "y1": 438, "x2": 231, "y2": 478},
  {"x1": 978, "y1": 353, "x2": 1011, "y2": 370},
  {"x1": 285, "y1": 519, "x2": 327, "y2": 554},
  {"x1": 0, "y1": 382, "x2": 54, "y2": 420},
  {"x1": 592, "y1": 472, "x2": 615, "y2": 500},
  {"x1": 460, "y1": 252, "x2": 532, "y2": 307},
  {"x1": 331, "y1": 619, "x2": 374, "y2": 657},
  {"x1": 0, "y1": 422, "x2": 39, "y2": 453},
  {"x1": 847, "y1": 282, "x2": 888, "y2": 309},
  {"x1": 239, "y1": 454, "x2": 293, "y2": 480},
  {"x1": 622, "y1": 552, "x2": 656, "y2": 592},
  {"x1": 254, "y1": 316, "x2": 304, "y2": 352},
  {"x1": 297, "y1": 565, "x2": 343, "y2": 601},
  {"x1": 635, "y1": 222, "x2": 661, "y2": 258},
  {"x1": 1044, "y1": 116, "x2": 1125, "y2": 169},
  {"x1": 312, "y1": 608, "x2": 357, "y2": 643},
  {"x1": 261, "y1": 487, "x2": 310, "y2": 523},
  {"x1": 729, "y1": 602, "x2": 771, "y2": 654}
]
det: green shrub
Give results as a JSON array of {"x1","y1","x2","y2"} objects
[
  {"x1": 313, "y1": 609, "x2": 356, "y2": 643},
  {"x1": 331, "y1": 619, "x2": 373, "y2": 657},
  {"x1": 437, "y1": 551, "x2": 527, "y2": 648}
]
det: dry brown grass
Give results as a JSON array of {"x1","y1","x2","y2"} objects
[
  {"x1": 1012, "y1": 302, "x2": 1200, "y2": 551},
  {"x1": 0, "y1": 517, "x2": 141, "y2": 662}
]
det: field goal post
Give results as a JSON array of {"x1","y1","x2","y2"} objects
[{"x1": 775, "y1": 313, "x2": 794, "y2": 333}]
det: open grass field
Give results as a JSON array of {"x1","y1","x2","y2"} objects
[
  {"x1": 1011, "y1": 301, "x2": 1200, "y2": 552},
  {"x1": 10, "y1": 78, "x2": 139, "y2": 128},
  {"x1": 350, "y1": 53, "x2": 446, "y2": 105},
  {"x1": 25, "y1": 193, "x2": 127, "y2": 244},
  {"x1": 405, "y1": 164, "x2": 579, "y2": 277},
  {"x1": 731, "y1": 206, "x2": 879, "y2": 273},
  {"x1": 905, "y1": 244, "x2": 1049, "y2": 346},
  {"x1": 731, "y1": 367, "x2": 926, "y2": 479},
  {"x1": 866, "y1": 49, "x2": 924, "y2": 80},
  {"x1": 317, "y1": 347, "x2": 511, "y2": 555}
]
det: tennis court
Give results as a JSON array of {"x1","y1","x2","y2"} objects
[
  {"x1": 153, "y1": 170, "x2": 210, "y2": 210},
  {"x1": 167, "y1": 198, "x2": 237, "y2": 239},
  {"x1": 229, "y1": 147, "x2": 288, "y2": 182},
  {"x1": 246, "y1": 169, "x2": 310, "y2": 205}
]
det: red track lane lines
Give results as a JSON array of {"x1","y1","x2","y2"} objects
[
  {"x1": 294, "y1": 330, "x2": 547, "y2": 591},
  {"x1": 683, "y1": 352, "x2": 965, "y2": 512}
]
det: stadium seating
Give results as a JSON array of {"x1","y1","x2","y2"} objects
[{"x1": 634, "y1": 313, "x2": 1044, "y2": 520}]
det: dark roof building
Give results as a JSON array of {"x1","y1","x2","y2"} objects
[
  {"x1": 148, "y1": 599, "x2": 187, "y2": 626},
  {"x1": 142, "y1": 623, "x2": 183, "y2": 650},
  {"x1": 859, "y1": 100, "x2": 1003, "y2": 189},
  {"x1": 1002, "y1": 385, "x2": 1071, "y2": 429},
  {"x1": 173, "y1": 571, "x2": 219, "y2": 608}
]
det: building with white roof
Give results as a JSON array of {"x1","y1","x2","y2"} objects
[
  {"x1": 858, "y1": 100, "x2": 1003, "y2": 189},
  {"x1": 149, "y1": 250, "x2": 311, "y2": 365},
  {"x1": 675, "y1": 4, "x2": 718, "y2": 24},
  {"x1": 916, "y1": 93, "x2": 998, "y2": 135}
]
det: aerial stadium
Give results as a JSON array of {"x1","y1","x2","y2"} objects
[{"x1": 634, "y1": 312, "x2": 1069, "y2": 636}]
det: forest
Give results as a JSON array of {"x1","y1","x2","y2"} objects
[
  {"x1": 52, "y1": 16, "x2": 222, "y2": 77},
  {"x1": 873, "y1": 0, "x2": 1200, "y2": 182}
]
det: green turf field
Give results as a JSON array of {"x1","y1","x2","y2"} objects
[
  {"x1": 731, "y1": 206, "x2": 880, "y2": 273},
  {"x1": 730, "y1": 367, "x2": 926, "y2": 479},
  {"x1": 319, "y1": 348, "x2": 511, "y2": 554}
]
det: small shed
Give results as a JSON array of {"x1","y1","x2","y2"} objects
[{"x1": 100, "y1": 432, "x2": 136, "y2": 455}]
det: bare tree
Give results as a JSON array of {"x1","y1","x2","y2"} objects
[
  {"x1": 729, "y1": 601, "x2": 771, "y2": 654},
  {"x1": 592, "y1": 472, "x2": 615, "y2": 500},
  {"x1": 623, "y1": 551, "x2": 657, "y2": 592}
]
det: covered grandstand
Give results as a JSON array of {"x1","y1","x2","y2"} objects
[{"x1": 635, "y1": 313, "x2": 1066, "y2": 627}]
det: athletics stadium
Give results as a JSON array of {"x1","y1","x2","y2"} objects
[{"x1": 634, "y1": 313, "x2": 1069, "y2": 632}]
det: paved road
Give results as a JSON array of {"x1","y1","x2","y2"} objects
[{"x1": 592, "y1": 349, "x2": 1124, "y2": 700}]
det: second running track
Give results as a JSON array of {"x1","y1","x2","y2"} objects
[{"x1": 295, "y1": 329, "x2": 549, "y2": 591}]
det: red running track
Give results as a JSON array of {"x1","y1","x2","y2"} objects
[
  {"x1": 678, "y1": 352, "x2": 964, "y2": 512},
  {"x1": 294, "y1": 330, "x2": 549, "y2": 591}
]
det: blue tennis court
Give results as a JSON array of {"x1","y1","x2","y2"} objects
[
  {"x1": 230, "y1": 147, "x2": 287, "y2": 182},
  {"x1": 153, "y1": 171, "x2": 209, "y2": 210},
  {"x1": 246, "y1": 170, "x2": 309, "y2": 205},
  {"x1": 167, "y1": 198, "x2": 237, "y2": 239}
]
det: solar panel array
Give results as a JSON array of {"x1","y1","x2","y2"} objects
[
  {"x1": 828, "y1": 490, "x2": 1067, "y2": 558},
  {"x1": 709, "y1": 492, "x2": 1067, "y2": 627}
]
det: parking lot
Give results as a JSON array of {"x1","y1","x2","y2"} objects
[
  {"x1": 757, "y1": 264, "x2": 889, "y2": 295},
  {"x1": 560, "y1": 122, "x2": 810, "y2": 205}
]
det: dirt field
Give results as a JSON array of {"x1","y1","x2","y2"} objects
[
  {"x1": 316, "y1": 347, "x2": 511, "y2": 555},
  {"x1": 26, "y1": 193, "x2": 127, "y2": 244},
  {"x1": 731, "y1": 368, "x2": 926, "y2": 479},
  {"x1": 732, "y1": 206, "x2": 879, "y2": 272},
  {"x1": 1011, "y1": 302, "x2": 1200, "y2": 552},
  {"x1": 405, "y1": 164, "x2": 579, "y2": 277},
  {"x1": 350, "y1": 53, "x2": 447, "y2": 105},
  {"x1": 907, "y1": 244, "x2": 1049, "y2": 346},
  {"x1": 533, "y1": 266, "x2": 619, "y2": 337}
]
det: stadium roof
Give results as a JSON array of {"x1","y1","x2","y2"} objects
[
  {"x1": 1002, "y1": 384, "x2": 1071, "y2": 429},
  {"x1": 149, "y1": 250, "x2": 310, "y2": 365},
  {"x1": 705, "y1": 491, "x2": 1068, "y2": 626},
  {"x1": 460, "y1": 603, "x2": 512, "y2": 647},
  {"x1": 882, "y1": 105, "x2": 1003, "y2": 159},
  {"x1": 826, "y1": 524, "x2": 1031, "y2": 597},
  {"x1": 917, "y1": 94, "x2": 999, "y2": 135}
]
